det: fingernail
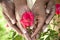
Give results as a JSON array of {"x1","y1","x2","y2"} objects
[
  {"x1": 11, "y1": 20, "x2": 16, "y2": 24},
  {"x1": 43, "y1": 25, "x2": 48, "y2": 32},
  {"x1": 46, "y1": 9, "x2": 50, "y2": 14},
  {"x1": 23, "y1": 30, "x2": 27, "y2": 34},
  {"x1": 43, "y1": 27, "x2": 48, "y2": 32}
]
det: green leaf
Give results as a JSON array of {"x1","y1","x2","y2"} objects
[
  {"x1": 40, "y1": 38, "x2": 44, "y2": 40},
  {"x1": 45, "y1": 36, "x2": 50, "y2": 40},
  {"x1": 13, "y1": 35, "x2": 25, "y2": 40}
]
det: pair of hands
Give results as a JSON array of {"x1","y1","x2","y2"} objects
[{"x1": 1, "y1": 0, "x2": 55, "y2": 40}]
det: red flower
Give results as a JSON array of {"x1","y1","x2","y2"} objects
[
  {"x1": 56, "y1": 4, "x2": 60, "y2": 15},
  {"x1": 20, "y1": 11, "x2": 34, "y2": 28}
]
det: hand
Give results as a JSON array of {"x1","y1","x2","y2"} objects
[
  {"x1": 14, "y1": 0, "x2": 32, "y2": 40},
  {"x1": 43, "y1": 5, "x2": 55, "y2": 32},
  {"x1": 1, "y1": 0, "x2": 32, "y2": 40},
  {"x1": 0, "y1": 0, "x2": 55, "y2": 40},
  {"x1": 1, "y1": 0, "x2": 16, "y2": 24},
  {"x1": 1, "y1": 0, "x2": 22, "y2": 35},
  {"x1": 31, "y1": 0, "x2": 55, "y2": 38}
]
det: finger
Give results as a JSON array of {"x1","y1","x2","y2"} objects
[
  {"x1": 30, "y1": 18, "x2": 38, "y2": 29},
  {"x1": 17, "y1": 22, "x2": 32, "y2": 40},
  {"x1": 3, "y1": 12, "x2": 22, "y2": 36},
  {"x1": 31, "y1": 0, "x2": 46, "y2": 30},
  {"x1": 14, "y1": 0, "x2": 28, "y2": 34},
  {"x1": 45, "y1": 6, "x2": 55, "y2": 24},
  {"x1": 17, "y1": 21, "x2": 32, "y2": 40},
  {"x1": 14, "y1": 0, "x2": 30, "y2": 22},
  {"x1": 31, "y1": 0, "x2": 46, "y2": 37},
  {"x1": 2, "y1": 0, "x2": 16, "y2": 24},
  {"x1": 31, "y1": 17, "x2": 46, "y2": 38},
  {"x1": 14, "y1": 0, "x2": 32, "y2": 40},
  {"x1": 42, "y1": 6, "x2": 55, "y2": 32},
  {"x1": 46, "y1": 0, "x2": 55, "y2": 14},
  {"x1": 3, "y1": 12, "x2": 31, "y2": 40}
]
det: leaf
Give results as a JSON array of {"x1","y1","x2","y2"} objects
[
  {"x1": 45, "y1": 36, "x2": 50, "y2": 40},
  {"x1": 47, "y1": 25, "x2": 51, "y2": 29},
  {"x1": 13, "y1": 35, "x2": 25, "y2": 40},
  {"x1": 40, "y1": 38, "x2": 44, "y2": 40}
]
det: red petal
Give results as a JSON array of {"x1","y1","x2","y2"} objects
[
  {"x1": 20, "y1": 11, "x2": 34, "y2": 28},
  {"x1": 56, "y1": 4, "x2": 60, "y2": 15}
]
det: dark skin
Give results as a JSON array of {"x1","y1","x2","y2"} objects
[
  {"x1": 1, "y1": 0, "x2": 16, "y2": 24},
  {"x1": 43, "y1": 5, "x2": 55, "y2": 31},
  {"x1": 0, "y1": 0, "x2": 55, "y2": 40},
  {"x1": 1, "y1": 0, "x2": 22, "y2": 34},
  {"x1": 3, "y1": 12, "x2": 22, "y2": 35},
  {"x1": 1, "y1": 0, "x2": 23, "y2": 36},
  {"x1": 31, "y1": 0, "x2": 46, "y2": 38},
  {"x1": 1, "y1": 0, "x2": 32, "y2": 40},
  {"x1": 46, "y1": 0, "x2": 55, "y2": 14},
  {"x1": 14, "y1": 0, "x2": 32, "y2": 40},
  {"x1": 31, "y1": 0, "x2": 55, "y2": 38}
]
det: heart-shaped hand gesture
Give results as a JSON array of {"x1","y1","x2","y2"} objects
[{"x1": 0, "y1": 0, "x2": 55, "y2": 40}]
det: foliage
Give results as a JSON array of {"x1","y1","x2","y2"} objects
[
  {"x1": 13, "y1": 35, "x2": 25, "y2": 40},
  {"x1": 38, "y1": 29, "x2": 59, "y2": 40}
]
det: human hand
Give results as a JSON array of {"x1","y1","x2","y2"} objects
[
  {"x1": 1, "y1": 0, "x2": 23, "y2": 36},
  {"x1": 13, "y1": 0, "x2": 33, "y2": 40},
  {"x1": 31, "y1": 0, "x2": 55, "y2": 38},
  {"x1": 0, "y1": 0, "x2": 55, "y2": 40}
]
